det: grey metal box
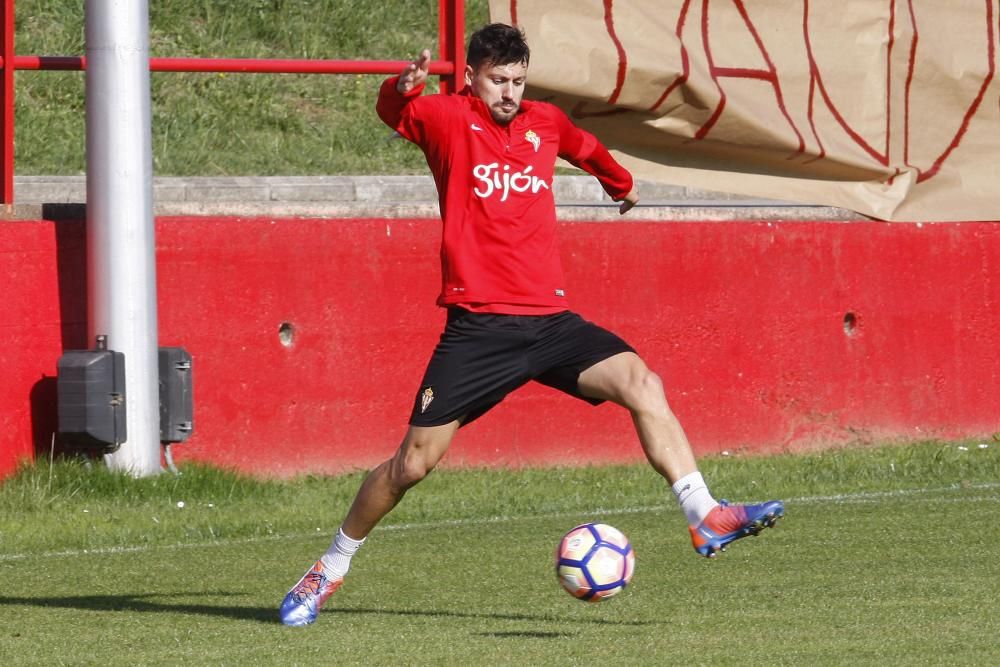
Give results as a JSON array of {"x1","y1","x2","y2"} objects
[
  {"x1": 57, "y1": 349, "x2": 127, "y2": 449},
  {"x1": 159, "y1": 347, "x2": 193, "y2": 442}
]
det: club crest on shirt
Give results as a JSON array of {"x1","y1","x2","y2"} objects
[
  {"x1": 525, "y1": 129, "x2": 541, "y2": 152},
  {"x1": 420, "y1": 387, "x2": 435, "y2": 413}
]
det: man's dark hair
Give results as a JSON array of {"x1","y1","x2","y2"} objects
[{"x1": 467, "y1": 23, "x2": 530, "y2": 69}]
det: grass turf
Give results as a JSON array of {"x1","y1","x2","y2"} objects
[
  {"x1": 1, "y1": 441, "x2": 998, "y2": 665},
  {"x1": 15, "y1": 0, "x2": 491, "y2": 177}
]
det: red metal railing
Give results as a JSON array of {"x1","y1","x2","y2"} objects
[
  {"x1": 1, "y1": 0, "x2": 14, "y2": 204},
  {"x1": 0, "y1": 0, "x2": 466, "y2": 206}
]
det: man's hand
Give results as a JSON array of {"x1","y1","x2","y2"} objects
[
  {"x1": 397, "y1": 49, "x2": 432, "y2": 94},
  {"x1": 617, "y1": 187, "x2": 639, "y2": 215}
]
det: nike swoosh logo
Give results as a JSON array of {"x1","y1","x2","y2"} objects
[{"x1": 470, "y1": 123, "x2": 483, "y2": 131}]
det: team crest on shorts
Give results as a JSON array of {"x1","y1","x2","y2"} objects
[{"x1": 420, "y1": 387, "x2": 435, "y2": 413}]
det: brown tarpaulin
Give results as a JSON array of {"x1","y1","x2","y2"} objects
[{"x1": 489, "y1": 0, "x2": 1000, "y2": 221}]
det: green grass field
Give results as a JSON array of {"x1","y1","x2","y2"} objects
[
  {"x1": 15, "y1": 0, "x2": 491, "y2": 177},
  {"x1": 2, "y1": 441, "x2": 999, "y2": 665}
]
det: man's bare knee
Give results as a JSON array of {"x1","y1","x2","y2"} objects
[
  {"x1": 387, "y1": 424, "x2": 457, "y2": 492},
  {"x1": 621, "y1": 367, "x2": 669, "y2": 414},
  {"x1": 388, "y1": 450, "x2": 433, "y2": 491}
]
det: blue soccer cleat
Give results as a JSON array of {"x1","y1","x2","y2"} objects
[
  {"x1": 689, "y1": 499, "x2": 785, "y2": 558},
  {"x1": 279, "y1": 560, "x2": 343, "y2": 626}
]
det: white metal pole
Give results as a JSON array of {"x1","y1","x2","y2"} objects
[{"x1": 85, "y1": 0, "x2": 161, "y2": 476}]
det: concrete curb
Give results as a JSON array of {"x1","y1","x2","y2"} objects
[{"x1": 7, "y1": 175, "x2": 860, "y2": 221}]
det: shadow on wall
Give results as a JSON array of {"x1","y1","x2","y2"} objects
[{"x1": 30, "y1": 213, "x2": 90, "y2": 461}]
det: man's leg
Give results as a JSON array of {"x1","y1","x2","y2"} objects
[
  {"x1": 280, "y1": 421, "x2": 459, "y2": 626},
  {"x1": 576, "y1": 351, "x2": 696, "y2": 483},
  {"x1": 342, "y1": 421, "x2": 461, "y2": 539},
  {"x1": 577, "y1": 352, "x2": 783, "y2": 558}
]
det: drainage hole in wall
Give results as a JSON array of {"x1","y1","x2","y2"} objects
[
  {"x1": 278, "y1": 322, "x2": 296, "y2": 347},
  {"x1": 843, "y1": 312, "x2": 858, "y2": 336}
]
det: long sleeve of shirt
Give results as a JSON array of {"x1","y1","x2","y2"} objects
[
  {"x1": 553, "y1": 109, "x2": 633, "y2": 201},
  {"x1": 376, "y1": 76, "x2": 426, "y2": 139}
]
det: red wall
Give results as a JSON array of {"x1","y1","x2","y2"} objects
[{"x1": 2, "y1": 216, "x2": 998, "y2": 478}]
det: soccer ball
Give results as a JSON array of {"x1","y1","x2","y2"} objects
[{"x1": 555, "y1": 522, "x2": 635, "y2": 602}]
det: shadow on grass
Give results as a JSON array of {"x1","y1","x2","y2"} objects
[
  {"x1": 0, "y1": 593, "x2": 659, "y2": 627},
  {"x1": 475, "y1": 630, "x2": 574, "y2": 638},
  {"x1": 325, "y1": 606, "x2": 657, "y2": 627},
  {"x1": 0, "y1": 593, "x2": 275, "y2": 624}
]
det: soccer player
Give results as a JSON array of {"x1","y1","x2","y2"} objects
[{"x1": 280, "y1": 23, "x2": 784, "y2": 627}]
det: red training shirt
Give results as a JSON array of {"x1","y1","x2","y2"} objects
[{"x1": 376, "y1": 76, "x2": 633, "y2": 314}]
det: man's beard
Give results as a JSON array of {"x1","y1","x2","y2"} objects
[{"x1": 491, "y1": 103, "x2": 518, "y2": 125}]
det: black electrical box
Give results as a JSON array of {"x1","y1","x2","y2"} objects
[
  {"x1": 159, "y1": 347, "x2": 193, "y2": 443},
  {"x1": 57, "y1": 337, "x2": 126, "y2": 450}
]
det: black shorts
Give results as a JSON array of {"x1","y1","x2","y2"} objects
[{"x1": 409, "y1": 308, "x2": 636, "y2": 427}]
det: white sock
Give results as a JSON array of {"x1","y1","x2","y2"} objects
[
  {"x1": 671, "y1": 471, "x2": 719, "y2": 525},
  {"x1": 319, "y1": 528, "x2": 366, "y2": 579}
]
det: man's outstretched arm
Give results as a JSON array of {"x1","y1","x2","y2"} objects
[
  {"x1": 396, "y1": 48, "x2": 432, "y2": 94},
  {"x1": 554, "y1": 109, "x2": 640, "y2": 215},
  {"x1": 376, "y1": 49, "x2": 432, "y2": 132}
]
